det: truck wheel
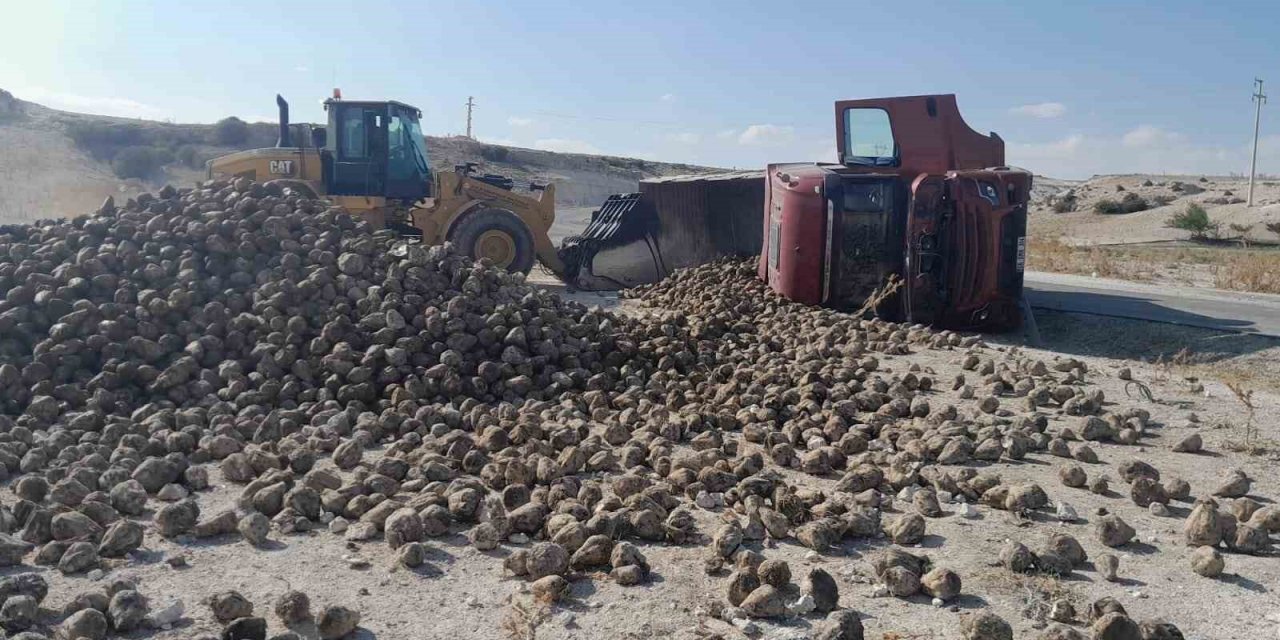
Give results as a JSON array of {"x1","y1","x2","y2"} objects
[{"x1": 450, "y1": 208, "x2": 536, "y2": 274}]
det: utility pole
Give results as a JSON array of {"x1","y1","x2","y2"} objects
[
  {"x1": 465, "y1": 96, "x2": 476, "y2": 139},
  {"x1": 1248, "y1": 78, "x2": 1266, "y2": 207}
]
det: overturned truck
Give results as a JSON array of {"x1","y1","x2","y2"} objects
[{"x1": 558, "y1": 94, "x2": 1031, "y2": 331}]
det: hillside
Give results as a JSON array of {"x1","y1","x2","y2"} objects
[
  {"x1": 0, "y1": 90, "x2": 719, "y2": 224},
  {"x1": 1028, "y1": 173, "x2": 1280, "y2": 245}
]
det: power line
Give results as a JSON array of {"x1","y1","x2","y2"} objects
[{"x1": 1248, "y1": 78, "x2": 1266, "y2": 207}]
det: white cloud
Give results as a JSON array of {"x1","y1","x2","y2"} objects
[
  {"x1": 738, "y1": 124, "x2": 795, "y2": 146},
  {"x1": 14, "y1": 87, "x2": 170, "y2": 119},
  {"x1": 1009, "y1": 102, "x2": 1067, "y2": 119},
  {"x1": 1007, "y1": 127, "x2": 1277, "y2": 179},
  {"x1": 666, "y1": 132, "x2": 701, "y2": 144},
  {"x1": 294, "y1": 65, "x2": 310, "y2": 73},
  {"x1": 506, "y1": 116, "x2": 533, "y2": 127},
  {"x1": 659, "y1": 93, "x2": 676, "y2": 102},
  {"x1": 479, "y1": 136, "x2": 520, "y2": 147},
  {"x1": 534, "y1": 138, "x2": 600, "y2": 154},
  {"x1": 1121, "y1": 124, "x2": 1182, "y2": 148},
  {"x1": 716, "y1": 129, "x2": 739, "y2": 140}
]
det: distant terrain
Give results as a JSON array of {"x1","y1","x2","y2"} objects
[
  {"x1": 0, "y1": 89, "x2": 716, "y2": 224},
  {"x1": 5, "y1": 88, "x2": 1279, "y2": 296},
  {"x1": 1027, "y1": 174, "x2": 1280, "y2": 294}
]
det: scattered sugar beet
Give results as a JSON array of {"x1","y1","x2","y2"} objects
[{"x1": 0, "y1": 178, "x2": 1234, "y2": 636}]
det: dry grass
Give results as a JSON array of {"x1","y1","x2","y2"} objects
[
  {"x1": 1030, "y1": 237, "x2": 1280, "y2": 294},
  {"x1": 1213, "y1": 251, "x2": 1280, "y2": 293},
  {"x1": 1026, "y1": 238, "x2": 1142, "y2": 280}
]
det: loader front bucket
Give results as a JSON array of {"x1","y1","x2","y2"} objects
[
  {"x1": 557, "y1": 193, "x2": 663, "y2": 290},
  {"x1": 558, "y1": 171, "x2": 765, "y2": 290}
]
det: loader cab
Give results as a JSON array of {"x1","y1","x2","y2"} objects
[{"x1": 322, "y1": 99, "x2": 432, "y2": 201}]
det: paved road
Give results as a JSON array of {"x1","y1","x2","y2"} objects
[{"x1": 1024, "y1": 271, "x2": 1280, "y2": 338}]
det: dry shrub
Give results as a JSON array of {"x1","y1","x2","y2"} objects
[
  {"x1": 981, "y1": 568, "x2": 1078, "y2": 625},
  {"x1": 1221, "y1": 381, "x2": 1277, "y2": 456},
  {"x1": 501, "y1": 598, "x2": 551, "y2": 640},
  {"x1": 1213, "y1": 251, "x2": 1280, "y2": 293}
]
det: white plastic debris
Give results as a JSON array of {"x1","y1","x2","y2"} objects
[
  {"x1": 932, "y1": 597, "x2": 945, "y2": 607},
  {"x1": 146, "y1": 599, "x2": 185, "y2": 629},
  {"x1": 1056, "y1": 502, "x2": 1079, "y2": 522},
  {"x1": 788, "y1": 594, "x2": 816, "y2": 615},
  {"x1": 872, "y1": 584, "x2": 890, "y2": 598}
]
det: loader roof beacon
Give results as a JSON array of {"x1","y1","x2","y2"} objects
[{"x1": 208, "y1": 93, "x2": 564, "y2": 275}]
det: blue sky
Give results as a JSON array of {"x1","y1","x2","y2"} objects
[{"x1": 2, "y1": 0, "x2": 1279, "y2": 178}]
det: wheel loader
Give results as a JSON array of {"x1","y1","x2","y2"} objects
[{"x1": 207, "y1": 94, "x2": 564, "y2": 275}]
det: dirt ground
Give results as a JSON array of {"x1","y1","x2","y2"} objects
[{"x1": 16, "y1": 289, "x2": 1277, "y2": 640}]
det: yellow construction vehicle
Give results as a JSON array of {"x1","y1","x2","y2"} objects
[{"x1": 207, "y1": 94, "x2": 563, "y2": 274}]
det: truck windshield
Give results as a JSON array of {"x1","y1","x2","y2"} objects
[{"x1": 843, "y1": 108, "x2": 898, "y2": 167}]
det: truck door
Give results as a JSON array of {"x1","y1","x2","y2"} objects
[{"x1": 903, "y1": 174, "x2": 947, "y2": 325}]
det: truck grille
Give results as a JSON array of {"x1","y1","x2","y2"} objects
[{"x1": 948, "y1": 199, "x2": 989, "y2": 308}]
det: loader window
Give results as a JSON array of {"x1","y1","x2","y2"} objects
[
  {"x1": 340, "y1": 108, "x2": 369, "y2": 159},
  {"x1": 843, "y1": 108, "x2": 897, "y2": 167},
  {"x1": 384, "y1": 106, "x2": 431, "y2": 201},
  {"x1": 387, "y1": 112, "x2": 411, "y2": 180}
]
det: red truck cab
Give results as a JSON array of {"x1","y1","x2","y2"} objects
[{"x1": 759, "y1": 95, "x2": 1030, "y2": 330}]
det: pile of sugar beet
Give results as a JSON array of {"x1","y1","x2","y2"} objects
[{"x1": 0, "y1": 176, "x2": 1229, "y2": 639}]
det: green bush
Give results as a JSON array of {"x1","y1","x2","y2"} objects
[
  {"x1": 66, "y1": 121, "x2": 144, "y2": 160},
  {"x1": 1050, "y1": 193, "x2": 1078, "y2": 213},
  {"x1": 1093, "y1": 192, "x2": 1149, "y2": 214},
  {"x1": 212, "y1": 117, "x2": 250, "y2": 146},
  {"x1": 110, "y1": 145, "x2": 166, "y2": 180},
  {"x1": 479, "y1": 145, "x2": 509, "y2": 162},
  {"x1": 176, "y1": 144, "x2": 200, "y2": 168},
  {"x1": 1166, "y1": 203, "x2": 1219, "y2": 240}
]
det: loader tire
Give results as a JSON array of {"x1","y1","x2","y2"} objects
[{"x1": 451, "y1": 208, "x2": 536, "y2": 274}]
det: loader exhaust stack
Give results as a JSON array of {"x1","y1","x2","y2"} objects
[{"x1": 276, "y1": 94, "x2": 290, "y2": 148}]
